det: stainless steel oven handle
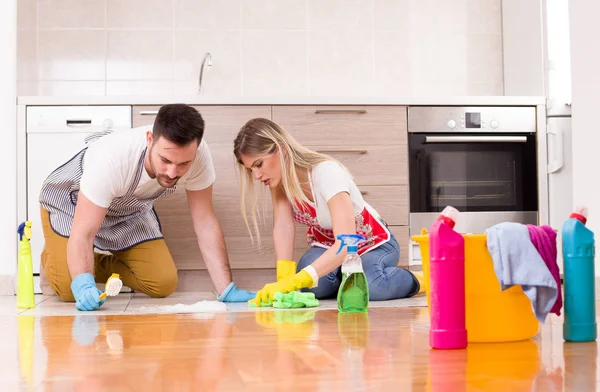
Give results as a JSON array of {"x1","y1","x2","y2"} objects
[{"x1": 424, "y1": 136, "x2": 528, "y2": 143}]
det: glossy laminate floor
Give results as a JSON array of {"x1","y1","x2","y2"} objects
[{"x1": 1, "y1": 294, "x2": 598, "y2": 391}]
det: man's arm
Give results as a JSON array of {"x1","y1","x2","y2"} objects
[
  {"x1": 186, "y1": 185, "x2": 232, "y2": 295},
  {"x1": 67, "y1": 192, "x2": 108, "y2": 278}
]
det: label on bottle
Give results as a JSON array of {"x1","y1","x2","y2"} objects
[{"x1": 341, "y1": 255, "x2": 364, "y2": 274}]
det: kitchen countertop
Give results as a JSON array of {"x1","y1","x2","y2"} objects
[{"x1": 17, "y1": 95, "x2": 546, "y2": 106}]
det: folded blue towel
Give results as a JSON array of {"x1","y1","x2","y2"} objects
[{"x1": 485, "y1": 222, "x2": 558, "y2": 323}]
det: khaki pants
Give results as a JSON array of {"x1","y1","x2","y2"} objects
[{"x1": 40, "y1": 207, "x2": 178, "y2": 302}]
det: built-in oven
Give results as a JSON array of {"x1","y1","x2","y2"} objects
[{"x1": 408, "y1": 106, "x2": 539, "y2": 237}]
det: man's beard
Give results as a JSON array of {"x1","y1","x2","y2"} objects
[{"x1": 149, "y1": 153, "x2": 180, "y2": 188}]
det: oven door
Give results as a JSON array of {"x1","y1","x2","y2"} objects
[{"x1": 408, "y1": 133, "x2": 538, "y2": 233}]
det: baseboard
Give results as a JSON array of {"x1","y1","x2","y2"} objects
[{"x1": 0, "y1": 275, "x2": 15, "y2": 295}]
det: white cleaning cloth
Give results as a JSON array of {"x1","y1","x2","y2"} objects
[{"x1": 137, "y1": 300, "x2": 227, "y2": 315}]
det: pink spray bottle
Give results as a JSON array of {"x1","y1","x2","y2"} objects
[{"x1": 428, "y1": 205, "x2": 467, "y2": 349}]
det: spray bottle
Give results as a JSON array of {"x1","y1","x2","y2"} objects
[
  {"x1": 428, "y1": 206, "x2": 467, "y2": 349},
  {"x1": 17, "y1": 221, "x2": 35, "y2": 309},
  {"x1": 562, "y1": 205, "x2": 596, "y2": 342},
  {"x1": 336, "y1": 234, "x2": 369, "y2": 313}
]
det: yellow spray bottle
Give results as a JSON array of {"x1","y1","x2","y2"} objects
[{"x1": 17, "y1": 221, "x2": 35, "y2": 309}]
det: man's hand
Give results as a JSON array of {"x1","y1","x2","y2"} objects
[
  {"x1": 249, "y1": 270, "x2": 314, "y2": 307},
  {"x1": 71, "y1": 273, "x2": 106, "y2": 311},
  {"x1": 217, "y1": 282, "x2": 256, "y2": 302}
]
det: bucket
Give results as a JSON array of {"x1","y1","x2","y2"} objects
[{"x1": 412, "y1": 229, "x2": 539, "y2": 343}]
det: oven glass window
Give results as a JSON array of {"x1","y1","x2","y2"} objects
[{"x1": 409, "y1": 135, "x2": 538, "y2": 213}]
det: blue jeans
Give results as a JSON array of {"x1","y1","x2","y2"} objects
[{"x1": 296, "y1": 234, "x2": 419, "y2": 301}]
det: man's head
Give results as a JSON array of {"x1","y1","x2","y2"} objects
[{"x1": 145, "y1": 104, "x2": 205, "y2": 188}]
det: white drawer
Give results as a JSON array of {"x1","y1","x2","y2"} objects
[{"x1": 27, "y1": 105, "x2": 132, "y2": 133}]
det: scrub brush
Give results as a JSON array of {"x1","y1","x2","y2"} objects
[{"x1": 100, "y1": 273, "x2": 123, "y2": 300}]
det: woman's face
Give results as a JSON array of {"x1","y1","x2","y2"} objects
[{"x1": 240, "y1": 149, "x2": 282, "y2": 188}]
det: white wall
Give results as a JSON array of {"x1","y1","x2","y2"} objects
[
  {"x1": 569, "y1": 0, "x2": 600, "y2": 274},
  {"x1": 0, "y1": 1, "x2": 18, "y2": 294}
]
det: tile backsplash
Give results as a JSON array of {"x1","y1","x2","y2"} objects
[{"x1": 17, "y1": 0, "x2": 504, "y2": 97}]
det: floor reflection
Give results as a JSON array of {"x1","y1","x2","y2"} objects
[{"x1": 9, "y1": 306, "x2": 598, "y2": 391}]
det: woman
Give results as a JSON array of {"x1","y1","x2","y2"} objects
[{"x1": 234, "y1": 118, "x2": 423, "y2": 306}]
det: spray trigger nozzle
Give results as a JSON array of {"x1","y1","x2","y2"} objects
[
  {"x1": 336, "y1": 234, "x2": 365, "y2": 254},
  {"x1": 17, "y1": 221, "x2": 32, "y2": 241}
]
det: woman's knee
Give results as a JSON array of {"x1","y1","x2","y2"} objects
[{"x1": 296, "y1": 247, "x2": 327, "y2": 271}]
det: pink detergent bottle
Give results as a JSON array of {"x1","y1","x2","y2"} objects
[{"x1": 428, "y1": 206, "x2": 467, "y2": 349}]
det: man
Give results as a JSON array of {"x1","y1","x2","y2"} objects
[{"x1": 39, "y1": 104, "x2": 255, "y2": 311}]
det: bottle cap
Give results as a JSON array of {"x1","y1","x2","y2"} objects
[
  {"x1": 570, "y1": 205, "x2": 588, "y2": 224},
  {"x1": 439, "y1": 206, "x2": 459, "y2": 228}
]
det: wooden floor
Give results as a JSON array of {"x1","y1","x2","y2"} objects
[{"x1": 4, "y1": 304, "x2": 600, "y2": 391}]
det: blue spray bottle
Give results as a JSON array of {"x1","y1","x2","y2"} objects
[
  {"x1": 562, "y1": 206, "x2": 597, "y2": 342},
  {"x1": 336, "y1": 234, "x2": 369, "y2": 313}
]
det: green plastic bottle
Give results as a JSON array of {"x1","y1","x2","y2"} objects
[{"x1": 336, "y1": 234, "x2": 369, "y2": 313}]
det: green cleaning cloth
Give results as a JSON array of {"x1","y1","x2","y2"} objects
[
  {"x1": 248, "y1": 291, "x2": 320, "y2": 308},
  {"x1": 272, "y1": 291, "x2": 320, "y2": 309}
]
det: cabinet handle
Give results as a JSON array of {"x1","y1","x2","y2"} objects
[
  {"x1": 360, "y1": 190, "x2": 368, "y2": 195},
  {"x1": 316, "y1": 149, "x2": 368, "y2": 154},
  {"x1": 66, "y1": 119, "x2": 92, "y2": 126},
  {"x1": 314, "y1": 109, "x2": 367, "y2": 115},
  {"x1": 139, "y1": 110, "x2": 159, "y2": 116}
]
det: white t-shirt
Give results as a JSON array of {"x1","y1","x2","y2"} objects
[
  {"x1": 307, "y1": 160, "x2": 380, "y2": 229},
  {"x1": 79, "y1": 126, "x2": 216, "y2": 208}
]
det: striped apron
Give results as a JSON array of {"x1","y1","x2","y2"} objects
[{"x1": 39, "y1": 130, "x2": 175, "y2": 252}]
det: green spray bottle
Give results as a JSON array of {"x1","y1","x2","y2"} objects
[{"x1": 336, "y1": 234, "x2": 369, "y2": 313}]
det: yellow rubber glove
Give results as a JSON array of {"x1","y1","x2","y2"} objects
[
  {"x1": 249, "y1": 270, "x2": 314, "y2": 307},
  {"x1": 276, "y1": 259, "x2": 297, "y2": 281}
]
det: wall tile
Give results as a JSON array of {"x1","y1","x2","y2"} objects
[
  {"x1": 308, "y1": 30, "x2": 374, "y2": 96},
  {"x1": 106, "y1": 0, "x2": 172, "y2": 29},
  {"x1": 106, "y1": 81, "x2": 174, "y2": 95},
  {"x1": 17, "y1": 0, "x2": 37, "y2": 31},
  {"x1": 106, "y1": 31, "x2": 173, "y2": 80},
  {"x1": 242, "y1": 0, "x2": 306, "y2": 30},
  {"x1": 18, "y1": 82, "x2": 39, "y2": 96},
  {"x1": 308, "y1": 0, "x2": 372, "y2": 31},
  {"x1": 38, "y1": 0, "x2": 105, "y2": 29},
  {"x1": 467, "y1": 0, "x2": 502, "y2": 34},
  {"x1": 38, "y1": 81, "x2": 106, "y2": 96},
  {"x1": 38, "y1": 30, "x2": 106, "y2": 80},
  {"x1": 467, "y1": 82, "x2": 504, "y2": 95},
  {"x1": 373, "y1": 30, "x2": 411, "y2": 96},
  {"x1": 175, "y1": 0, "x2": 241, "y2": 30},
  {"x1": 467, "y1": 34, "x2": 503, "y2": 83},
  {"x1": 17, "y1": 29, "x2": 37, "y2": 81},
  {"x1": 174, "y1": 31, "x2": 242, "y2": 96},
  {"x1": 374, "y1": 0, "x2": 410, "y2": 30},
  {"x1": 242, "y1": 31, "x2": 308, "y2": 96}
]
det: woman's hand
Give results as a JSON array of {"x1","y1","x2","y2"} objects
[{"x1": 249, "y1": 270, "x2": 314, "y2": 306}]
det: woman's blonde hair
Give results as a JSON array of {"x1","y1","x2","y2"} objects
[{"x1": 233, "y1": 118, "x2": 349, "y2": 242}]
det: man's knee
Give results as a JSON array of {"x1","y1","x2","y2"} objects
[
  {"x1": 52, "y1": 280, "x2": 75, "y2": 302},
  {"x1": 144, "y1": 271, "x2": 178, "y2": 298}
]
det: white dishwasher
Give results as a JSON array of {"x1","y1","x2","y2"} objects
[{"x1": 26, "y1": 106, "x2": 132, "y2": 293}]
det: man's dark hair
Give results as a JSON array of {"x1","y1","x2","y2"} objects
[{"x1": 153, "y1": 104, "x2": 205, "y2": 146}]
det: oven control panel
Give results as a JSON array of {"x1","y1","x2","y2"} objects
[{"x1": 408, "y1": 106, "x2": 537, "y2": 133}]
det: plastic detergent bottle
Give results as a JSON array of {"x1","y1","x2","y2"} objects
[
  {"x1": 17, "y1": 221, "x2": 35, "y2": 309},
  {"x1": 428, "y1": 206, "x2": 467, "y2": 349},
  {"x1": 336, "y1": 234, "x2": 369, "y2": 313},
  {"x1": 562, "y1": 205, "x2": 597, "y2": 342}
]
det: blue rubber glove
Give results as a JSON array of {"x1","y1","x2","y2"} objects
[
  {"x1": 217, "y1": 282, "x2": 256, "y2": 303},
  {"x1": 70, "y1": 273, "x2": 106, "y2": 311}
]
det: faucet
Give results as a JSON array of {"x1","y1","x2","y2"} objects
[{"x1": 198, "y1": 52, "x2": 212, "y2": 94}]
